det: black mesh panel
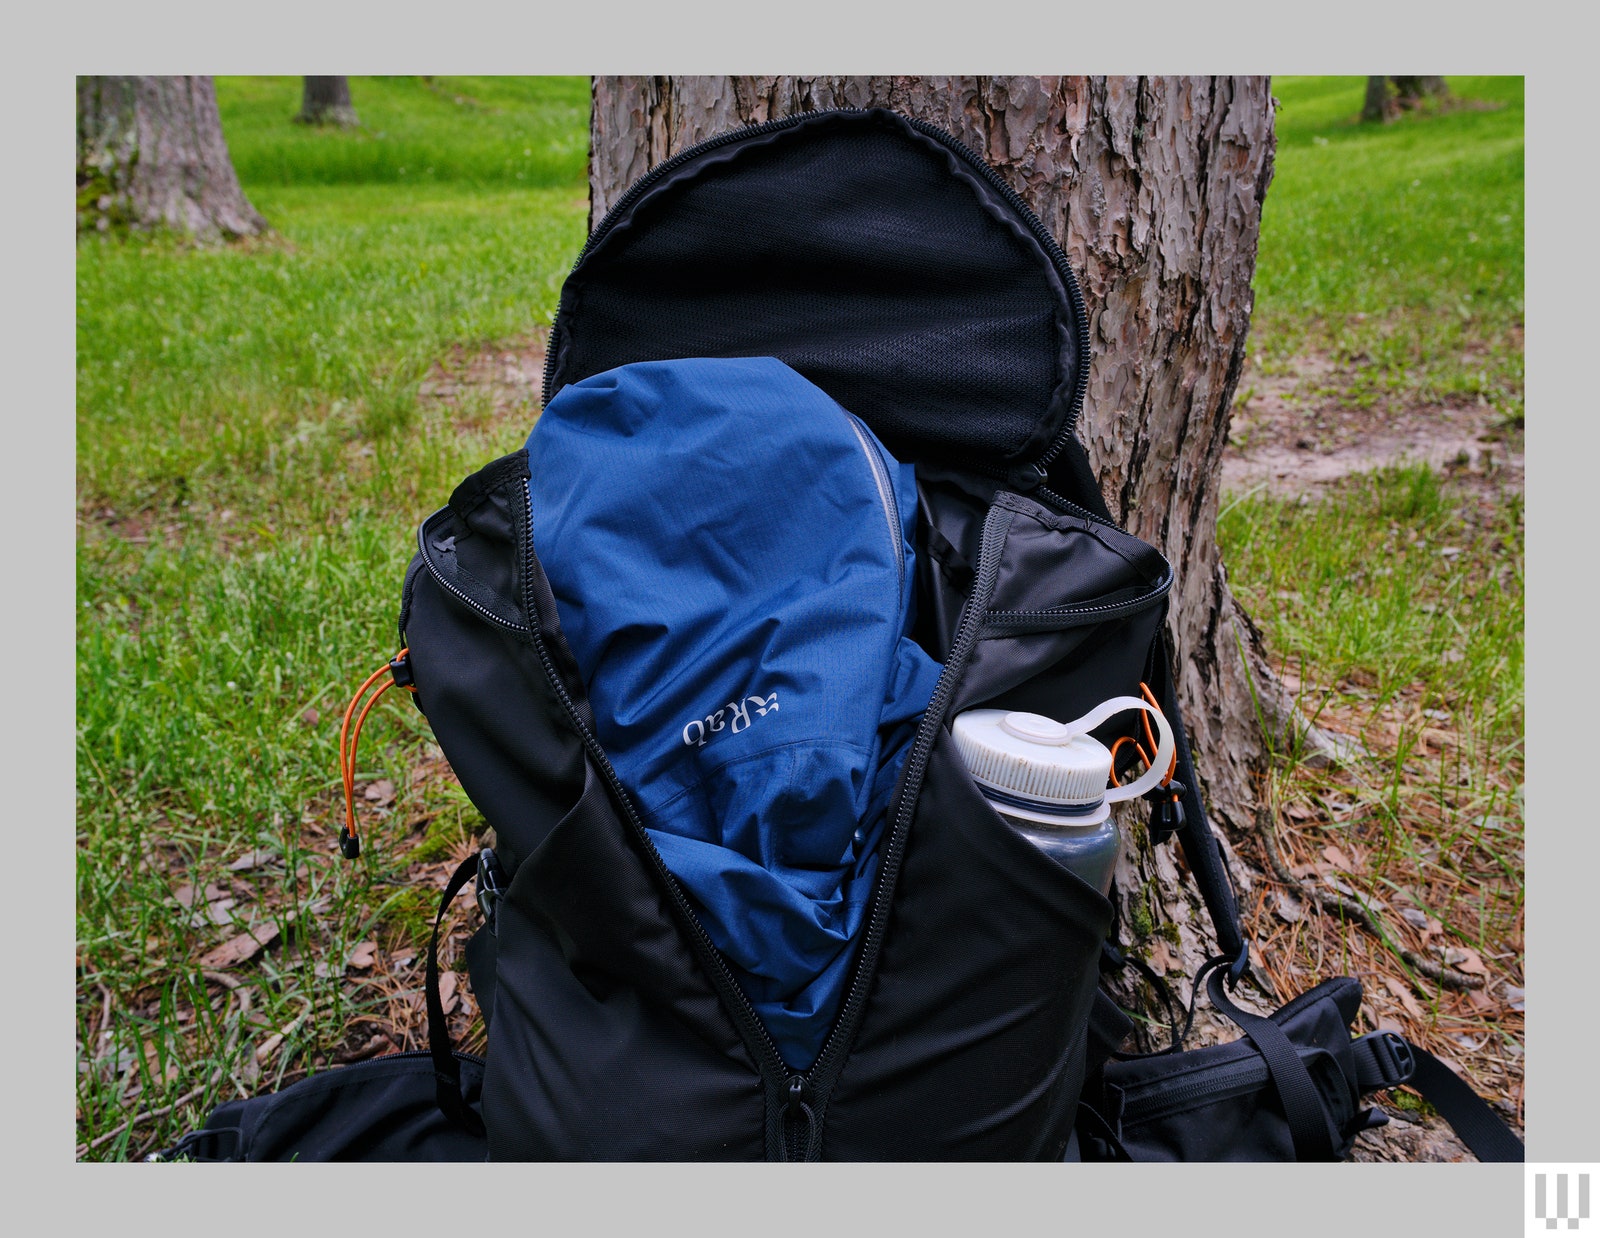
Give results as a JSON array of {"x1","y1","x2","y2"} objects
[{"x1": 549, "y1": 110, "x2": 1079, "y2": 469}]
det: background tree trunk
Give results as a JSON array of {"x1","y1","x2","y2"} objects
[
  {"x1": 1362, "y1": 75, "x2": 1391, "y2": 123},
  {"x1": 297, "y1": 76, "x2": 360, "y2": 128},
  {"x1": 1361, "y1": 75, "x2": 1452, "y2": 123},
  {"x1": 77, "y1": 76, "x2": 267, "y2": 241},
  {"x1": 589, "y1": 76, "x2": 1281, "y2": 1042}
]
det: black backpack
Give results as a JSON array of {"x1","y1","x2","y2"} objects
[{"x1": 158, "y1": 108, "x2": 1521, "y2": 1164}]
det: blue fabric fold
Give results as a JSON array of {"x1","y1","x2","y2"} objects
[{"x1": 527, "y1": 356, "x2": 942, "y2": 1070}]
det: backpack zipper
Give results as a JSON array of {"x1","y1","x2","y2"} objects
[
  {"x1": 542, "y1": 109, "x2": 1093, "y2": 484},
  {"x1": 419, "y1": 487, "x2": 1022, "y2": 1158},
  {"x1": 1114, "y1": 1054, "x2": 1270, "y2": 1125},
  {"x1": 791, "y1": 501, "x2": 1017, "y2": 1129},
  {"x1": 414, "y1": 501, "x2": 799, "y2": 1113}
]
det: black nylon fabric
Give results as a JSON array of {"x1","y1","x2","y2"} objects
[
  {"x1": 547, "y1": 110, "x2": 1081, "y2": 472},
  {"x1": 162, "y1": 1052, "x2": 488, "y2": 1163},
  {"x1": 819, "y1": 733, "x2": 1111, "y2": 1159},
  {"x1": 1084, "y1": 977, "x2": 1369, "y2": 1162},
  {"x1": 389, "y1": 114, "x2": 1204, "y2": 1161},
  {"x1": 484, "y1": 767, "x2": 766, "y2": 1161}
]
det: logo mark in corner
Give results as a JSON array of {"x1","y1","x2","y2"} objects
[{"x1": 1535, "y1": 1173, "x2": 1591, "y2": 1230}]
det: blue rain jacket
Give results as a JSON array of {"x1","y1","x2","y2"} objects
[{"x1": 527, "y1": 357, "x2": 943, "y2": 1071}]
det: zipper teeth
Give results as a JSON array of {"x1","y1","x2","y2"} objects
[
  {"x1": 1119, "y1": 1056, "x2": 1269, "y2": 1122},
  {"x1": 421, "y1": 498, "x2": 799, "y2": 1146},
  {"x1": 804, "y1": 503, "x2": 1012, "y2": 1089},
  {"x1": 1037, "y1": 485, "x2": 1119, "y2": 529},
  {"x1": 542, "y1": 109, "x2": 1093, "y2": 478},
  {"x1": 507, "y1": 484, "x2": 793, "y2": 1080},
  {"x1": 416, "y1": 518, "x2": 527, "y2": 635},
  {"x1": 845, "y1": 411, "x2": 904, "y2": 595},
  {"x1": 985, "y1": 579, "x2": 1173, "y2": 625}
]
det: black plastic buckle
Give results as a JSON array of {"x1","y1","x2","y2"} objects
[
  {"x1": 1371, "y1": 1030, "x2": 1416, "y2": 1085},
  {"x1": 338, "y1": 825, "x2": 361, "y2": 860},
  {"x1": 475, "y1": 847, "x2": 504, "y2": 935},
  {"x1": 388, "y1": 650, "x2": 415, "y2": 690}
]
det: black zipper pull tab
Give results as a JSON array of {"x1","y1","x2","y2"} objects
[
  {"x1": 1006, "y1": 460, "x2": 1049, "y2": 492},
  {"x1": 784, "y1": 1075, "x2": 820, "y2": 1161},
  {"x1": 786, "y1": 1075, "x2": 811, "y2": 1117}
]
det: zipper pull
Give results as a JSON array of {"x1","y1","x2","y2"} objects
[
  {"x1": 1006, "y1": 460, "x2": 1049, "y2": 492},
  {"x1": 786, "y1": 1075, "x2": 812, "y2": 1118}
]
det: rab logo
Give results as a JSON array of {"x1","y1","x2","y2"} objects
[
  {"x1": 682, "y1": 692, "x2": 779, "y2": 748},
  {"x1": 1536, "y1": 1173, "x2": 1592, "y2": 1231}
]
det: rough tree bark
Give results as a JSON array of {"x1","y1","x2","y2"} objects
[
  {"x1": 296, "y1": 76, "x2": 360, "y2": 128},
  {"x1": 588, "y1": 76, "x2": 1290, "y2": 1042},
  {"x1": 77, "y1": 76, "x2": 267, "y2": 241}
]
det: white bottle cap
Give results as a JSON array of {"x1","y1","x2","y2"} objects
[{"x1": 951, "y1": 697, "x2": 1175, "y2": 828}]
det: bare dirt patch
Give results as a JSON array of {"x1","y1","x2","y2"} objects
[
  {"x1": 418, "y1": 329, "x2": 548, "y2": 431},
  {"x1": 1222, "y1": 352, "x2": 1523, "y2": 500}
]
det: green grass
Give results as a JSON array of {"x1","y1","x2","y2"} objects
[
  {"x1": 218, "y1": 75, "x2": 589, "y2": 188},
  {"x1": 77, "y1": 76, "x2": 589, "y2": 1160},
  {"x1": 1253, "y1": 76, "x2": 1524, "y2": 418}
]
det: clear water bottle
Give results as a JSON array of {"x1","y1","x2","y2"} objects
[{"x1": 951, "y1": 698, "x2": 1174, "y2": 896}]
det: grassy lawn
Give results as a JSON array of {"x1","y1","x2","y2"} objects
[
  {"x1": 1250, "y1": 75, "x2": 1524, "y2": 420},
  {"x1": 76, "y1": 75, "x2": 1523, "y2": 1158},
  {"x1": 1219, "y1": 76, "x2": 1524, "y2": 1125},
  {"x1": 76, "y1": 76, "x2": 589, "y2": 1160}
]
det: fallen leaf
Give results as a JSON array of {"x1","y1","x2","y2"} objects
[
  {"x1": 1439, "y1": 945, "x2": 1489, "y2": 976},
  {"x1": 198, "y1": 921, "x2": 281, "y2": 970},
  {"x1": 1321, "y1": 845, "x2": 1352, "y2": 870},
  {"x1": 1501, "y1": 984, "x2": 1526, "y2": 1013},
  {"x1": 438, "y1": 970, "x2": 458, "y2": 1015},
  {"x1": 228, "y1": 849, "x2": 276, "y2": 872},
  {"x1": 1285, "y1": 803, "x2": 1314, "y2": 823},
  {"x1": 301, "y1": 707, "x2": 321, "y2": 727},
  {"x1": 1324, "y1": 875, "x2": 1357, "y2": 898},
  {"x1": 1385, "y1": 976, "x2": 1427, "y2": 1021},
  {"x1": 347, "y1": 941, "x2": 379, "y2": 970},
  {"x1": 191, "y1": 897, "x2": 237, "y2": 928},
  {"x1": 1275, "y1": 891, "x2": 1303, "y2": 924},
  {"x1": 1465, "y1": 987, "x2": 1497, "y2": 1014},
  {"x1": 363, "y1": 780, "x2": 396, "y2": 807},
  {"x1": 171, "y1": 884, "x2": 197, "y2": 908}
]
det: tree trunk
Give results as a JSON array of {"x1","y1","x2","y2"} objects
[
  {"x1": 77, "y1": 76, "x2": 267, "y2": 241},
  {"x1": 1362, "y1": 75, "x2": 1451, "y2": 123},
  {"x1": 1362, "y1": 75, "x2": 1390, "y2": 123},
  {"x1": 297, "y1": 76, "x2": 360, "y2": 128},
  {"x1": 588, "y1": 76, "x2": 1280, "y2": 1043}
]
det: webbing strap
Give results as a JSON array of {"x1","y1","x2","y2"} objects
[
  {"x1": 1148, "y1": 631, "x2": 1246, "y2": 962},
  {"x1": 1206, "y1": 965, "x2": 1337, "y2": 1161},
  {"x1": 1349, "y1": 1032, "x2": 1524, "y2": 1164},
  {"x1": 427, "y1": 853, "x2": 485, "y2": 1137}
]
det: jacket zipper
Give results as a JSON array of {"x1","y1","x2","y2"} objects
[
  {"x1": 845, "y1": 410, "x2": 905, "y2": 595},
  {"x1": 541, "y1": 109, "x2": 1093, "y2": 485},
  {"x1": 792, "y1": 502, "x2": 1016, "y2": 1129}
]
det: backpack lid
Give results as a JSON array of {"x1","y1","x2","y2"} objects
[{"x1": 543, "y1": 108, "x2": 1090, "y2": 485}]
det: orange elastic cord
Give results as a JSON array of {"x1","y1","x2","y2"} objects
[
  {"x1": 1107, "y1": 734, "x2": 1151, "y2": 788},
  {"x1": 337, "y1": 649, "x2": 414, "y2": 859},
  {"x1": 1138, "y1": 681, "x2": 1179, "y2": 785}
]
